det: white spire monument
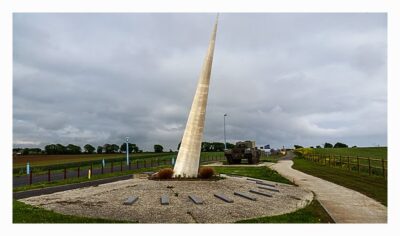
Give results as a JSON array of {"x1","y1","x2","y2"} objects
[{"x1": 173, "y1": 15, "x2": 219, "y2": 177}]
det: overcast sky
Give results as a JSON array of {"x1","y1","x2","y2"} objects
[{"x1": 13, "y1": 13, "x2": 387, "y2": 151}]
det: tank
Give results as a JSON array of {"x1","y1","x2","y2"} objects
[{"x1": 224, "y1": 141, "x2": 261, "y2": 164}]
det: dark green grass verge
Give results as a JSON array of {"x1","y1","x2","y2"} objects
[
  {"x1": 292, "y1": 158, "x2": 387, "y2": 206},
  {"x1": 13, "y1": 200, "x2": 133, "y2": 223},
  {"x1": 13, "y1": 166, "x2": 170, "y2": 192},
  {"x1": 236, "y1": 199, "x2": 334, "y2": 223},
  {"x1": 213, "y1": 166, "x2": 292, "y2": 185}
]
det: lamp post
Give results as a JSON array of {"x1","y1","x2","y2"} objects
[
  {"x1": 224, "y1": 114, "x2": 227, "y2": 150},
  {"x1": 126, "y1": 137, "x2": 129, "y2": 165}
]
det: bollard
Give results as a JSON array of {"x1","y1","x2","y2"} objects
[
  {"x1": 88, "y1": 169, "x2": 91, "y2": 179},
  {"x1": 101, "y1": 164, "x2": 104, "y2": 174},
  {"x1": 129, "y1": 161, "x2": 131, "y2": 170},
  {"x1": 78, "y1": 167, "x2": 80, "y2": 178}
]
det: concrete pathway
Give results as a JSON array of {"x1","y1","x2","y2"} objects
[{"x1": 269, "y1": 152, "x2": 387, "y2": 223}]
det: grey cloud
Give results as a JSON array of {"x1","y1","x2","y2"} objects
[{"x1": 13, "y1": 13, "x2": 387, "y2": 150}]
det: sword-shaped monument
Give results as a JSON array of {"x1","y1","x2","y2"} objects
[{"x1": 173, "y1": 15, "x2": 219, "y2": 178}]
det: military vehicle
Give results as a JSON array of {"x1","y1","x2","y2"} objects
[{"x1": 224, "y1": 141, "x2": 261, "y2": 164}]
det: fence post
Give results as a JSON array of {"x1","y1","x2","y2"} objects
[
  {"x1": 101, "y1": 164, "x2": 104, "y2": 174},
  {"x1": 339, "y1": 156, "x2": 342, "y2": 168},
  {"x1": 368, "y1": 158, "x2": 371, "y2": 176},
  {"x1": 328, "y1": 156, "x2": 330, "y2": 167},
  {"x1": 29, "y1": 171, "x2": 32, "y2": 185},
  {"x1": 91, "y1": 164, "x2": 93, "y2": 175},
  {"x1": 347, "y1": 156, "x2": 350, "y2": 170},
  {"x1": 78, "y1": 167, "x2": 80, "y2": 178},
  {"x1": 382, "y1": 159, "x2": 385, "y2": 178},
  {"x1": 136, "y1": 160, "x2": 139, "y2": 169},
  {"x1": 64, "y1": 168, "x2": 67, "y2": 180},
  {"x1": 357, "y1": 157, "x2": 360, "y2": 174},
  {"x1": 129, "y1": 161, "x2": 131, "y2": 170},
  {"x1": 48, "y1": 169, "x2": 51, "y2": 182}
]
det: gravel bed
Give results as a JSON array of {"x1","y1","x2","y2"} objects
[{"x1": 21, "y1": 176, "x2": 313, "y2": 223}]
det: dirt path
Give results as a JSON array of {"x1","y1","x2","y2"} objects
[{"x1": 269, "y1": 152, "x2": 387, "y2": 223}]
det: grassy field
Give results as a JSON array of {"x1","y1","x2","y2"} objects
[
  {"x1": 236, "y1": 199, "x2": 334, "y2": 223},
  {"x1": 292, "y1": 158, "x2": 387, "y2": 206},
  {"x1": 13, "y1": 152, "x2": 224, "y2": 175},
  {"x1": 296, "y1": 147, "x2": 387, "y2": 159},
  {"x1": 13, "y1": 200, "x2": 132, "y2": 223}
]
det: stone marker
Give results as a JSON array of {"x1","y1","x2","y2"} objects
[
  {"x1": 234, "y1": 192, "x2": 257, "y2": 201},
  {"x1": 173, "y1": 15, "x2": 219, "y2": 178},
  {"x1": 249, "y1": 189, "x2": 273, "y2": 197},
  {"x1": 161, "y1": 194, "x2": 169, "y2": 205},
  {"x1": 258, "y1": 186, "x2": 280, "y2": 192},
  {"x1": 256, "y1": 181, "x2": 276, "y2": 187},
  {"x1": 123, "y1": 196, "x2": 139, "y2": 205},
  {"x1": 214, "y1": 193, "x2": 234, "y2": 203},
  {"x1": 189, "y1": 194, "x2": 204, "y2": 204}
]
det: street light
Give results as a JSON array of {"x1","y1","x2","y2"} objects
[
  {"x1": 224, "y1": 114, "x2": 227, "y2": 150},
  {"x1": 126, "y1": 137, "x2": 129, "y2": 165}
]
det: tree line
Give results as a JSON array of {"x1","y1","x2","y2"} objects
[
  {"x1": 294, "y1": 142, "x2": 353, "y2": 149},
  {"x1": 177, "y1": 141, "x2": 235, "y2": 152}
]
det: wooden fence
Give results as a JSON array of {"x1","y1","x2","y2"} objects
[{"x1": 303, "y1": 153, "x2": 387, "y2": 178}]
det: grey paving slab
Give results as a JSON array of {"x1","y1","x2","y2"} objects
[
  {"x1": 258, "y1": 186, "x2": 280, "y2": 192},
  {"x1": 214, "y1": 193, "x2": 234, "y2": 203},
  {"x1": 123, "y1": 196, "x2": 138, "y2": 205},
  {"x1": 249, "y1": 190, "x2": 272, "y2": 197},
  {"x1": 234, "y1": 191, "x2": 257, "y2": 201},
  {"x1": 188, "y1": 194, "x2": 203, "y2": 204},
  {"x1": 161, "y1": 194, "x2": 169, "y2": 205}
]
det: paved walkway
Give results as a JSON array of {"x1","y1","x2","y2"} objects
[{"x1": 269, "y1": 152, "x2": 387, "y2": 223}]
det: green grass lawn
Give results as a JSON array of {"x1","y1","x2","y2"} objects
[
  {"x1": 292, "y1": 158, "x2": 387, "y2": 206},
  {"x1": 236, "y1": 199, "x2": 334, "y2": 223},
  {"x1": 213, "y1": 166, "x2": 292, "y2": 185},
  {"x1": 13, "y1": 200, "x2": 132, "y2": 223}
]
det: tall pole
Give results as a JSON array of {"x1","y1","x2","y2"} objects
[
  {"x1": 126, "y1": 137, "x2": 129, "y2": 165},
  {"x1": 224, "y1": 113, "x2": 227, "y2": 149}
]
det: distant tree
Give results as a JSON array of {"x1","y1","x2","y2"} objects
[
  {"x1": 154, "y1": 144, "x2": 164, "y2": 153},
  {"x1": 310, "y1": 146, "x2": 314, "y2": 148},
  {"x1": 316, "y1": 145, "x2": 321, "y2": 148},
  {"x1": 66, "y1": 144, "x2": 81, "y2": 154},
  {"x1": 56, "y1": 144, "x2": 67, "y2": 154},
  {"x1": 22, "y1": 148, "x2": 30, "y2": 155},
  {"x1": 294, "y1": 145, "x2": 303, "y2": 149},
  {"x1": 201, "y1": 142, "x2": 212, "y2": 152},
  {"x1": 84, "y1": 144, "x2": 95, "y2": 154},
  {"x1": 212, "y1": 142, "x2": 225, "y2": 152},
  {"x1": 103, "y1": 144, "x2": 112, "y2": 154},
  {"x1": 226, "y1": 142, "x2": 235, "y2": 149},
  {"x1": 334, "y1": 142, "x2": 348, "y2": 148},
  {"x1": 111, "y1": 144, "x2": 119, "y2": 153},
  {"x1": 324, "y1": 143, "x2": 333, "y2": 148},
  {"x1": 352, "y1": 145, "x2": 357, "y2": 148},
  {"x1": 120, "y1": 143, "x2": 137, "y2": 153},
  {"x1": 169, "y1": 149, "x2": 173, "y2": 152},
  {"x1": 97, "y1": 146, "x2": 103, "y2": 154},
  {"x1": 45, "y1": 144, "x2": 57, "y2": 154}
]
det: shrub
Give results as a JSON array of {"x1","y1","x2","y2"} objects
[
  {"x1": 198, "y1": 167, "x2": 215, "y2": 179},
  {"x1": 157, "y1": 168, "x2": 174, "y2": 179}
]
